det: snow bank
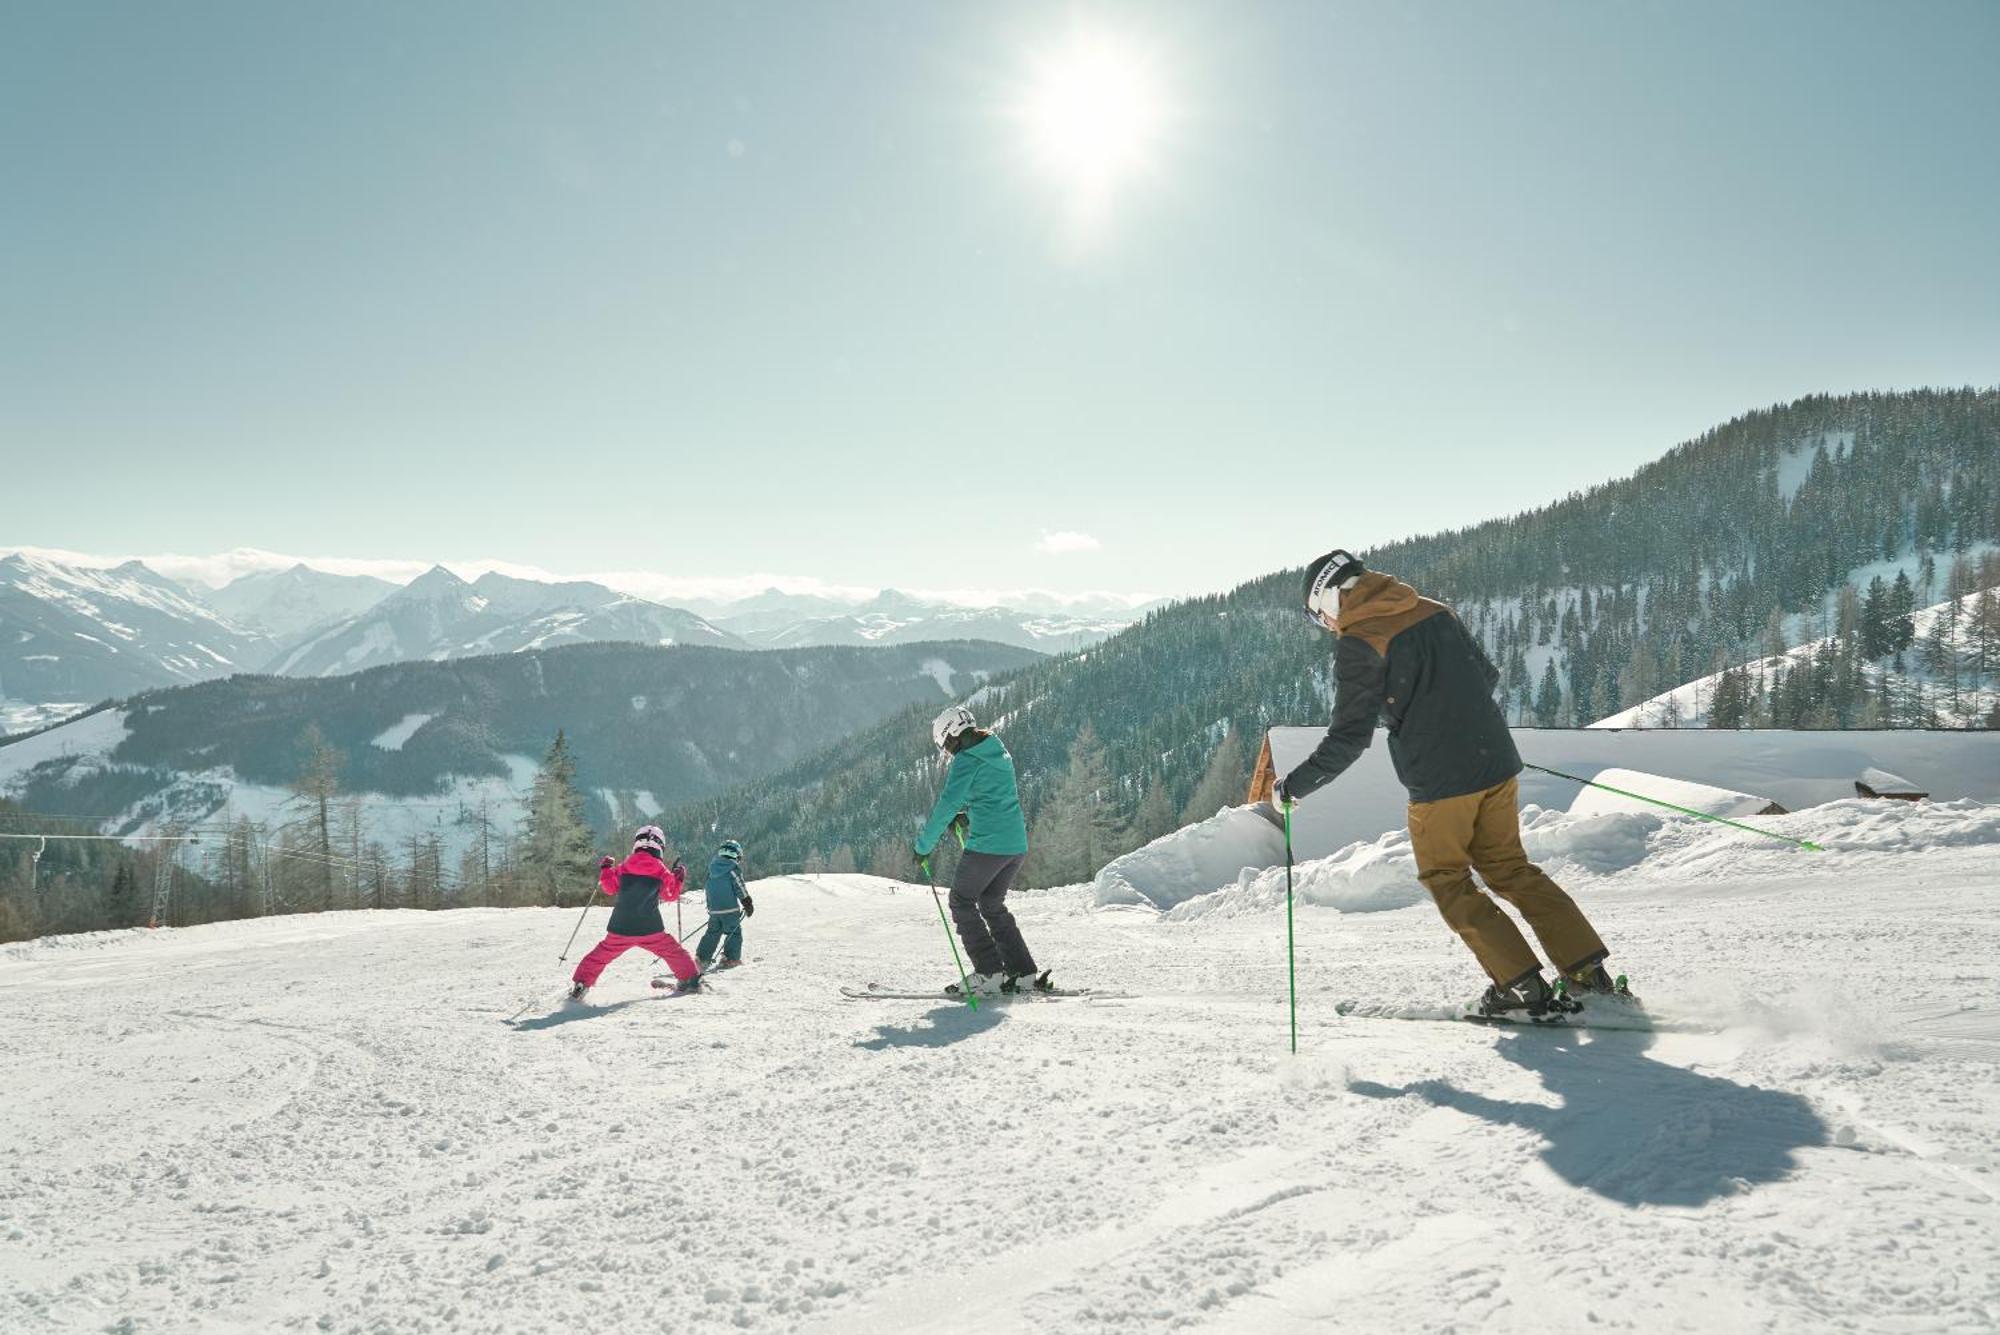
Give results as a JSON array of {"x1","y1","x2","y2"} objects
[
  {"x1": 1145, "y1": 804, "x2": 1666, "y2": 921},
  {"x1": 1093, "y1": 805, "x2": 1284, "y2": 908},
  {"x1": 1567, "y1": 767, "x2": 1778, "y2": 820},
  {"x1": 1119, "y1": 788, "x2": 2000, "y2": 923}
]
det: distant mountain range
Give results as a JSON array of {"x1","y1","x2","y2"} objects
[
  {"x1": 202, "y1": 564, "x2": 398, "y2": 639},
  {"x1": 704, "y1": 588, "x2": 1147, "y2": 653},
  {"x1": 266, "y1": 566, "x2": 748, "y2": 676},
  {"x1": 0, "y1": 553, "x2": 272, "y2": 712},
  {"x1": 0, "y1": 553, "x2": 1146, "y2": 722}
]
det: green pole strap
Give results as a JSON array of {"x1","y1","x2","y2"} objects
[
  {"x1": 1521, "y1": 762, "x2": 1823, "y2": 852},
  {"x1": 929, "y1": 866, "x2": 978, "y2": 1010},
  {"x1": 1284, "y1": 805, "x2": 1298, "y2": 1055}
]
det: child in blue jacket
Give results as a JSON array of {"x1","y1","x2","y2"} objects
[{"x1": 694, "y1": 839, "x2": 755, "y2": 969}]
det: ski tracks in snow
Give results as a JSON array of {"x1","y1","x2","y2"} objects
[{"x1": 2, "y1": 864, "x2": 1998, "y2": 1332}]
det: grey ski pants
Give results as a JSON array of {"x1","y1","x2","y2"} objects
[{"x1": 948, "y1": 851, "x2": 1036, "y2": 977}]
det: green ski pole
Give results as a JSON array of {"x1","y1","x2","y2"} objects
[
  {"x1": 1284, "y1": 804, "x2": 1298, "y2": 1055},
  {"x1": 1521, "y1": 762, "x2": 1824, "y2": 851},
  {"x1": 925, "y1": 855, "x2": 978, "y2": 1010}
]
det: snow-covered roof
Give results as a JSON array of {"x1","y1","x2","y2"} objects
[
  {"x1": 1567, "y1": 767, "x2": 1782, "y2": 820},
  {"x1": 1856, "y1": 766, "x2": 1926, "y2": 798}
]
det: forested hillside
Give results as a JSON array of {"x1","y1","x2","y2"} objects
[{"x1": 672, "y1": 388, "x2": 2000, "y2": 884}]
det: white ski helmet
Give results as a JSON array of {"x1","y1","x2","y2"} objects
[
  {"x1": 632, "y1": 824, "x2": 667, "y2": 856},
  {"x1": 931, "y1": 704, "x2": 977, "y2": 751}
]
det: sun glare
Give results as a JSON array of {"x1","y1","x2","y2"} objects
[{"x1": 1017, "y1": 29, "x2": 1167, "y2": 233}]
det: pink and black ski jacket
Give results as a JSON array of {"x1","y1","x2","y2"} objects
[{"x1": 597, "y1": 851, "x2": 686, "y2": 936}]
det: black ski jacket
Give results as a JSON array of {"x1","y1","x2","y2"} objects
[{"x1": 1282, "y1": 572, "x2": 1520, "y2": 806}]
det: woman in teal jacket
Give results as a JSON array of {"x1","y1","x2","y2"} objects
[{"x1": 916, "y1": 706, "x2": 1049, "y2": 996}]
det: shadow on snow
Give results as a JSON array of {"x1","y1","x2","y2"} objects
[
  {"x1": 855, "y1": 1003, "x2": 1006, "y2": 1051},
  {"x1": 1348, "y1": 1027, "x2": 1827, "y2": 1207},
  {"x1": 508, "y1": 991, "x2": 697, "y2": 1031}
]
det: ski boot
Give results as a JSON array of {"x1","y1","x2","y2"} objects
[
  {"x1": 946, "y1": 971, "x2": 1003, "y2": 998},
  {"x1": 1002, "y1": 970, "x2": 1054, "y2": 994},
  {"x1": 1553, "y1": 959, "x2": 1638, "y2": 1013},
  {"x1": 673, "y1": 972, "x2": 705, "y2": 994},
  {"x1": 1471, "y1": 971, "x2": 1572, "y2": 1022},
  {"x1": 716, "y1": 958, "x2": 745, "y2": 970},
  {"x1": 1559, "y1": 961, "x2": 1631, "y2": 997},
  {"x1": 566, "y1": 981, "x2": 589, "y2": 1003}
]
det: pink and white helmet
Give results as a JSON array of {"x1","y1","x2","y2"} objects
[{"x1": 632, "y1": 825, "x2": 667, "y2": 856}]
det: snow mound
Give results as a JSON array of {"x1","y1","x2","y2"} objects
[
  {"x1": 1092, "y1": 805, "x2": 1284, "y2": 909},
  {"x1": 1102, "y1": 799, "x2": 1672, "y2": 917},
  {"x1": 1520, "y1": 804, "x2": 1663, "y2": 872}
]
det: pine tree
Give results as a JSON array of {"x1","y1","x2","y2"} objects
[
  {"x1": 1027, "y1": 725, "x2": 1124, "y2": 886},
  {"x1": 1179, "y1": 728, "x2": 1247, "y2": 826},
  {"x1": 105, "y1": 863, "x2": 141, "y2": 928},
  {"x1": 522, "y1": 730, "x2": 595, "y2": 905},
  {"x1": 1129, "y1": 776, "x2": 1178, "y2": 848},
  {"x1": 1533, "y1": 661, "x2": 1564, "y2": 726},
  {"x1": 290, "y1": 724, "x2": 344, "y2": 911}
]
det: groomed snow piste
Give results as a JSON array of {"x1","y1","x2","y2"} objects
[{"x1": 3, "y1": 798, "x2": 1998, "y2": 1332}]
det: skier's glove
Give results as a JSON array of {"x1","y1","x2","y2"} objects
[
  {"x1": 599, "y1": 855, "x2": 615, "y2": 871},
  {"x1": 669, "y1": 857, "x2": 686, "y2": 878},
  {"x1": 1271, "y1": 780, "x2": 1295, "y2": 813},
  {"x1": 914, "y1": 851, "x2": 932, "y2": 880},
  {"x1": 741, "y1": 893, "x2": 755, "y2": 918}
]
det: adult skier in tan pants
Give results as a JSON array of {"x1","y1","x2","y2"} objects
[{"x1": 1272, "y1": 548, "x2": 1622, "y2": 1018}]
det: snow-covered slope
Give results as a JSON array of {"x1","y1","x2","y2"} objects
[
  {"x1": 1597, "y1": 586, "x2": 2000, "y2": 730},
  {"x1": 270, "y1": 567, "x2": 748, "y2": 675},
  {"x1": 0, "y1": 552, "x2": 268, "y2": 705},
  {"x1": 203, "y1": 563, "x2": 396, "y2": 638},
  {"x1": 4, "y1": 798, "x2": 1998, "y2": 1331}
]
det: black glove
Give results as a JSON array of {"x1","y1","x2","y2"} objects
[
  {"x1": 914, "y1": 850, "x2": 932, "y2": 880},
  {"x1": 741, "y1": 893, "x2": 755, "y2": 918},
  {"x1": 599, "y1": 855, "x2": 615, "y2": 871},
  {"x1": 1271, "y1": 779, "x2": 1295, "y2": 812}
]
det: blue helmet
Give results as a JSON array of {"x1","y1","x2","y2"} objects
[{"x1": 718, "y1": 839, "x2": 743, "y2": 861}]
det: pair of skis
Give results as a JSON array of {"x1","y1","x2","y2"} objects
[{"x1": 839, "y1": 981, "x2": 1122, "y2": 1002}]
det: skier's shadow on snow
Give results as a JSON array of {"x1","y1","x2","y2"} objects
[
  {"x1": 509, "y1": 996, "x2": 676, "y2": 1031},
  {"x1": 1347, "y1": 1029, "x2": 1827, "y2": 1207},
  {"x1": 855, "y1": 1004, "x2": 1006, "y2": 1051}
]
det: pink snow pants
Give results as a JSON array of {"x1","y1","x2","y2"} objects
[{"x1": 572, "y1": 932, "x2": 699, "y2": 986}]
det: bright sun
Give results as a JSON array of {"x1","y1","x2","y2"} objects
[{"x1": 1018, "y1": 30, "x2": 1167, "y2": 226}]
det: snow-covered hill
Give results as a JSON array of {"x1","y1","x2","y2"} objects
[
  {"x1": 269, "y1": 566, "x2": 748, "y2": 675},
  {"x1": 0, "y1": 552, "x2": 268, "y2": 709},
  {"x1": 3, "y1": 794, "x2": 1997, "y2": 1331},
  {"x1": 1596, "y1": 583, "x2": 2000, "y2": 729},
  {"x1": 0, "y1": 639, "x2": 1042, "y2": 862}
]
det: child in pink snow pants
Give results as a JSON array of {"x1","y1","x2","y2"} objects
[{"x1": 570, "y1": 825, "x2": 701, "y2": 998}]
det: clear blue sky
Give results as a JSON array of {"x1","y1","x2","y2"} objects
[{"x1": 4, "y1": 1, "x2": 1996, "y2": 600}]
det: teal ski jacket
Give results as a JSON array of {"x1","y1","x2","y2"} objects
[
  {"x1": 916, "y1": 734, "x2": 1029, "y2": 858},
  {"x1": 703, "y1": 854, "x2": 748, "y2": 914}
]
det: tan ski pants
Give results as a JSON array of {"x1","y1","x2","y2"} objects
[{"x1": 1407, "y1": 776, "x2": 1607, "y2": 986}]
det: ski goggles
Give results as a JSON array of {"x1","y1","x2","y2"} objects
[{"x1": 1303, "y1": 550, "x2": 1359, "y2": 625}]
